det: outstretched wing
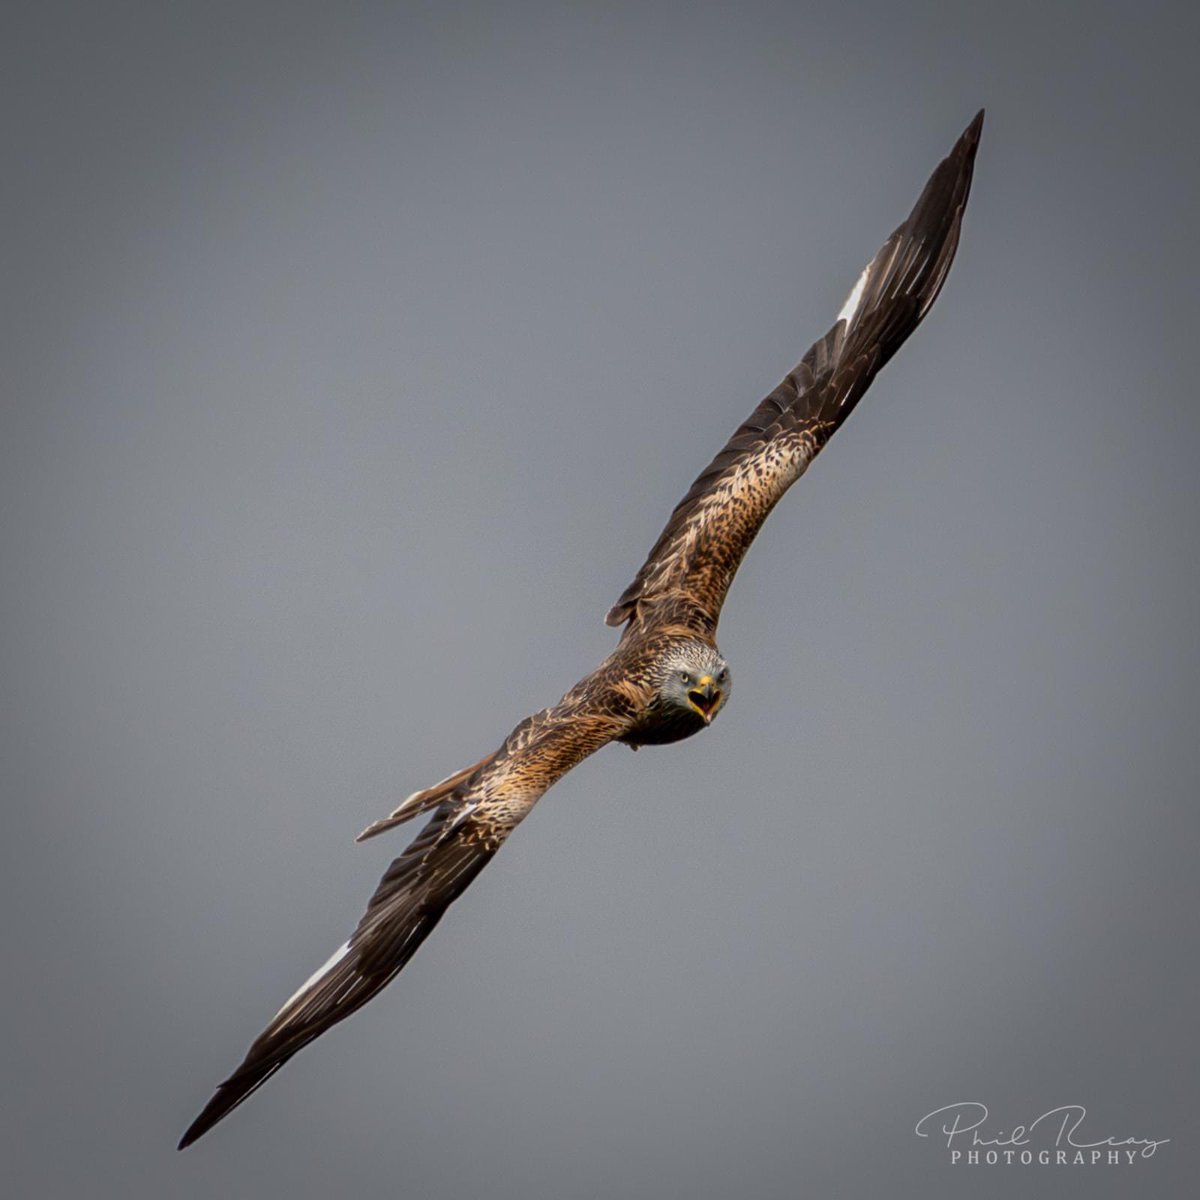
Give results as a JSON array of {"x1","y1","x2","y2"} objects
[
  {"x1": 606, "y1": 111, "x2": 983, "y2": 634},
  {"x1": 177, "y1": 801, "x2": 505, "y2": 1148},
  {"x1": 179, "y1": 697, "x2": 621, "y2": 1149}
]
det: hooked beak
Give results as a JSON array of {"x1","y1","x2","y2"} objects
[{"x1": 687, "y1": 675, "x2": 722, "y2": 723}]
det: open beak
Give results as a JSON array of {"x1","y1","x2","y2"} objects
[{"x1": 687, "y1": 675, "x2": 722, "y2": 723}]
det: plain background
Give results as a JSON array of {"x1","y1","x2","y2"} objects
[{"x1": 4, "y1": 2, "x2": 1197, "y2": 1197}]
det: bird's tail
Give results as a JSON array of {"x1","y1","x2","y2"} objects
[{"x1": 355, "y1": 751, "x2": 496, "y2": 842}]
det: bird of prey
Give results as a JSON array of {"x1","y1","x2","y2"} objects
[{"x1": 179, "y1": 111, "x2": 982, "y2": 1148}]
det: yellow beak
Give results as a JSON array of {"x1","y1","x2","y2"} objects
[{"x1": 687, "y1": 675, "x2": 721, "y2": 723}]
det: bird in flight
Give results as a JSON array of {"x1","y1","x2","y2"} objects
[{"x1": 179, "y1": 111, "x2": 982, "y2": 1148}]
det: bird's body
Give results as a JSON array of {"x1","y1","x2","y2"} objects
[{"x1": 180, "y1": 112, "x2": 983, "y2": 1149}]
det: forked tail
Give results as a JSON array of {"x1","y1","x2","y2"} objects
[{"x1": 355, "y1": 752, "x2": 496, "y2": 842}]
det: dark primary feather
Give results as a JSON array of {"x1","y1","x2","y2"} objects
[
  {"x1": 177, "y1": 804, "x2": 499, "y2": 1149},
  {"x1": 606, "y1": 110, "x2": 983, "y2": 634}
]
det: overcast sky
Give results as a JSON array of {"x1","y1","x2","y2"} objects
[{"x1": 3, "y1": 2, "x2": 1197, "y2": 1197}]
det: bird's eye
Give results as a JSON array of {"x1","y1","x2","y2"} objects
[
  {"x1": 718, "y1": 668, "x2": 728, "y2": 682},
  {"x1": 680, "y1": 672, "x2": 691, "y2": 685}
]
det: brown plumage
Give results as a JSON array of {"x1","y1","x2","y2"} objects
[{"x1": 179, "y1": 111, "x2": 982, "y2": 1149}]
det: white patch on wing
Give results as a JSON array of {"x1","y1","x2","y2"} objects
[
  {"x1": 276, "y1": 940, "x2": 352, "y2": 1015},
  {"x1": 838, "y1": 262, "x2": 871, "y2": 326}
]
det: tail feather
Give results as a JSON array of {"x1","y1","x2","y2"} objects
[{"x1": 355, "y1": 752, "x2": 494, "y2": 842}]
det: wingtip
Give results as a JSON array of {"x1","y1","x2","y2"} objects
[
  {"x1": 176, "y1": 1101, "x2": 231, "y2": 1151},
  {"x1": 960, "y1": 109, "x2": 985, "y2": 153},
  {"x1": 177, "y1": 1118, "x2": 205, "y2": 1151},
  {"x1": 177, "y1": 1094, "x2": 228, "y2": 1149},
  {"x1": 927, "y1": 109, "x2": 983, "y2": 210}
]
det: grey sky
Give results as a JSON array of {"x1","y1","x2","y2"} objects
[{"x1": 3, "y1": 2, "x2": 1197, "y2": 1197}]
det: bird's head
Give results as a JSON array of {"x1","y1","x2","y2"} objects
[{"x1": 657, "y1": 642, "x2": 731, "y2": 726}]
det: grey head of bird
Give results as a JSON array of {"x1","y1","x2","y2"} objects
[{"x1": 654, "y1": 640, "x2": 731, "y2": 727}]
